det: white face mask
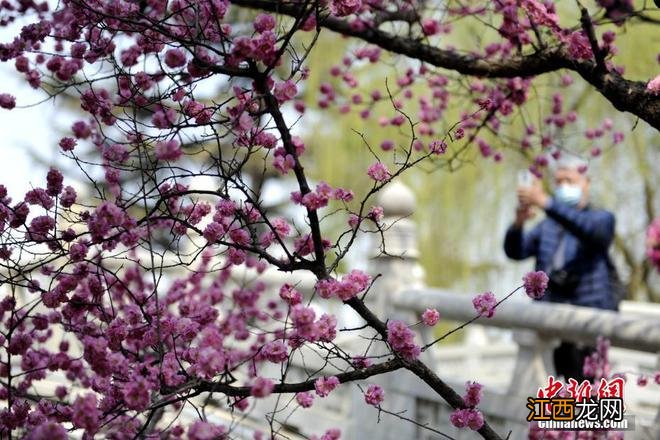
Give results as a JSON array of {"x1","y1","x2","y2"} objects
[{"x1": 555, "y1": 184, "x2": 582, "y2": 206}]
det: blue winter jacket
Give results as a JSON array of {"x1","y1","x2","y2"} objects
[{"x1": 504, "y1": 199, "x2": 617, "y2": 310}]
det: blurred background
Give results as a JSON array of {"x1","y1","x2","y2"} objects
[{"x1": 2, "y1": 6, "x2": 658, "y2": 305}]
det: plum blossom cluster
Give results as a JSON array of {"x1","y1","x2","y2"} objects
[
  {"x1": 288, "y1": 304, "x2": 338, "y2": 346},
  {"x1": 463, "y1": 381, "x2": 484, "y2": 407},
  {"x1": 315, "y1": 376, "x2": 340, "y2": 397},
  {"x1": 315, "y1": 270, "x2": 372, "y2": 301},
  {"x1": 329, "y1": 0, "x2": 362, "y2": 17},
  {"x1": 472, "y1": 291, "x2": 498, "y2": 318},
  {"x1": 523, "y1": 270, "x2": 549, "y2": 299},
  {"x1": 367, "y1": 162, "x2": 390, "y2": 182},
  {"x1": 364, "y1": 384, "x2": 384, "y2": 407},
  {"x1": 421, "y1": 308, "x2": 440, "y2": 326},
  {"x1": 296, "y1": 391, "x2": 315, "y2": 408},
  {"x1": 291, "y1": 181, "x2": 354, "y2": 211},
  {"x1": 0, "y1": 93, "x2": 16, "y2": 109},
  {"x1": 450, "y1": 407, "x2": 485, "y2": 431},
  {"x1": 386, "y1": 320, "x2": 421, "y2": 360},
  {"x1": 449, "y1": 381, "x2": 485, "y2": 431}
]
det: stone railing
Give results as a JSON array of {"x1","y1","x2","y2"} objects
[
  {"x1": 354, "y1": 181, "x2": 660, "y2": 440},
  {"x1": 227, "y1": 181, "x2": 660, "y2": 439},
  {"x1": 388, "y1": 290, "x2": 660, "y2": 439}
]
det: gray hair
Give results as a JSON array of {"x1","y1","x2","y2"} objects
[{"x1": 549, "y1": 154, "x2": 589, "y2": 176}]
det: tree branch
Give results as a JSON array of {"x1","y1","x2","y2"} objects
[
  {"x1": 230, "y1": 0, "x2": 660, "y2": 130},
  {"x1": 194, "y1": 358, "x2": 404, "y2": 395},
  {"x1": 577, "y1": 1, "x2": 607, "y2": 76}
]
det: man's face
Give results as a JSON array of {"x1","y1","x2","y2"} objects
[{"x1": 553, "y1": 167, "x2": 590, "y2": 202}]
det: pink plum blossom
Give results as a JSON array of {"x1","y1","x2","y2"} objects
[
  {"x1": 522, "y1": 271, "x2": 549, "y2": 299},
  {"x1": 472, "y1": 291, "x2": 497, "y2": 318},
  {"x1": 364, "y1": 384, "x2": 384, "y2": 406},
  {"x1": 421, "y1": 308, "x2": 440, "y2": 326},
  {"x1": 314, "y1": 376, "x2": 340, "y2": 397}
]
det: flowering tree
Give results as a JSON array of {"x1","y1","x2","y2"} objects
[{"x1": 0, "y1": 0, "x2": 658, "y2": 439}]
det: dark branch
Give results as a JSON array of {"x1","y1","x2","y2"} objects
[
  {"x1": 230, "y1": 0, "x2": 660, "y2": 130},
  {"x1": 577, "y1": 1, "x2": 607, "y2": 76},
  {"x1": 195, "y1": 358, "x2": 404, "y2": 395}
]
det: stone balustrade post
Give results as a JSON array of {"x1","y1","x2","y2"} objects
[
  {"x1": 507, "y1": 330, "x2": 557, "y2": 398},
  {"x1": 349, "y1": 181, "x2": 428, "y2": 440},
  {"x1": 367, "y1": 181, "x2": 426, "y2": 320}
]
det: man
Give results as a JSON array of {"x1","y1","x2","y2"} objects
[{"x1": 503, "y1": 158, "x2": 617, "y2": 383}]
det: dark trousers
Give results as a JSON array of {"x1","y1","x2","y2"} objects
[{"x1": 553, "y1": 341, "x2": 596, "y2": 383}]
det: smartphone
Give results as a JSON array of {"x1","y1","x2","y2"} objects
[{"x1": 517, "y1": 170, "x2": 533, "y2": 188}]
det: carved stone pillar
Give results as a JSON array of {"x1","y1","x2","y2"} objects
[
  {"x1": 507, "y1": 330, "x2": 557, "y2": 398},
  {"x1": 367, "y1": 181, "x2": 425, "y2": 320}
]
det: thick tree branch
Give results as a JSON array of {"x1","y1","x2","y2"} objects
[
  {"x1": 231, "y1": 0, "x2": 571, "y2": 76},
  {"x1": 230, "y1": 0, "x2": 660, "y2": 130}
]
